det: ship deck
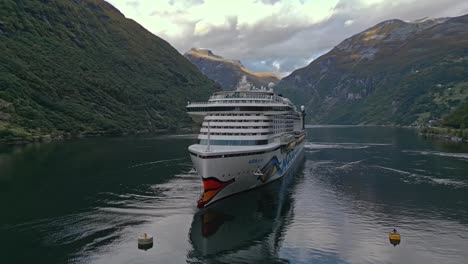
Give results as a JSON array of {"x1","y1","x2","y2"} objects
[{"x1": 188, "y1": 143, "x2": 280, "y2": 156}]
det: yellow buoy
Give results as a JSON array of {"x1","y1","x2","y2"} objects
[
  {"x1": 389, "y1": 233, "x2": 401, "y2": 241},
  {"x1": 389, "y1": 229, "x2": 401, "y2": 246}
]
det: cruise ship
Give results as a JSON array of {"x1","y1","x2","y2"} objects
[{"x1": 187, "y1": 78, "x2": 306, "y2": 208}]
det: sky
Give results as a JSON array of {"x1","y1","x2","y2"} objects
[{"x1": 106, "y1": 0, "x2": 468, "y2": 77}]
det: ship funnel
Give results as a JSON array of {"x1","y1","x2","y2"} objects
[{"x1": 236, "y1": 76, "x2": 251, "y2": 91}]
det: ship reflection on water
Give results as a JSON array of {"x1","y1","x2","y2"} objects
[{"x1": 188, "y1": 154, "x2": 305, "y2": 261}]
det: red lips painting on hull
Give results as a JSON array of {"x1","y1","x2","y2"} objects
[{"x1": 198, "y1": 177, "x2": 235, "y2": 207}]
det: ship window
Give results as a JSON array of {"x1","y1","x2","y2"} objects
[{"x1": 198, "y1": 139, "x2": 268, "y2": 146}]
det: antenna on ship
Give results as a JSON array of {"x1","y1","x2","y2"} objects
[{"x1": 206, "y1": 121, "x2": 211, "y2": 152}]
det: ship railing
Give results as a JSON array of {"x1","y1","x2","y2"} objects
[
  {"x1": 208, "y1": 94, "x2": 288, "y2": 103},
  {"x1": 187, "y1": 100, "x2": 289, "y2": 106}
]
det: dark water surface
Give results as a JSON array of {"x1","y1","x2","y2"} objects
[{"x1": 1, "y1": 127, "x2": 467, "y2": 264}]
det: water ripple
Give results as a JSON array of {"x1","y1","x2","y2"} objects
[{"x1": 403, "y1": 150, "x2": 468, "y2": 161}]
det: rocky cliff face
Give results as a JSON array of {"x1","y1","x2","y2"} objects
[
  {"x1": 278, "y1": 15, "x2": 468, "y2": 125},
  {"x1": 185, "y1": 48, "x2": 280, "y2": 90}
]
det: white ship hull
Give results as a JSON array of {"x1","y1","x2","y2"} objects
[{"x1": 190, "y1": 135, "x2": 305, "y2": 207}]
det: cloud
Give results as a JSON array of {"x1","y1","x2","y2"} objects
[
  {"x1": 257, "y1": 0, "x2": 281, "y2": 5},
  {"x1": 125, "y1": 0, "x2": 139, "y2": 9},
  {"x1": 106, "y1": 0, "x2": 468, "y2": 76},
  {"x1": 344, "y1": 19, "x2": 354, "y2": 27}
]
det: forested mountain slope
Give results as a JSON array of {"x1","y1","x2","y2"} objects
[
  {"x1": 278, "y1": 15, "x2": 468, "y2": 125},
  {"x1": 0, "y1": 0, "x2": 217, "y2": 142}
]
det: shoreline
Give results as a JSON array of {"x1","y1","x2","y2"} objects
[
  {"x1": 418, "y1": 126, "x2": 468, "y2": 143},
  {"x1": 0, "y1": 127, "x2": 198, "y2": 145}
]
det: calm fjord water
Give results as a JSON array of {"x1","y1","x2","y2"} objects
[{"x1": 1, "y1": 127, "x2": 468, "y2": 264}]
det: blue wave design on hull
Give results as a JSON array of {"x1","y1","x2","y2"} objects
[{"x1": 258, "y1": 148, "x2": 299, "y2": 183}]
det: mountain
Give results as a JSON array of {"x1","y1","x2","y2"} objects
[
  {"x1": 277, "y1": 15, "x2": 468, "y2": 125},
  {"x1": 184, "y1": 48, "x2": 280, "y2": 90},
  {"x1": 442, "y1": 100, "x2": 468, "y2": 129},
  {"x1": 0, "y1": 0, "x2": 218, "y2": 142}
]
